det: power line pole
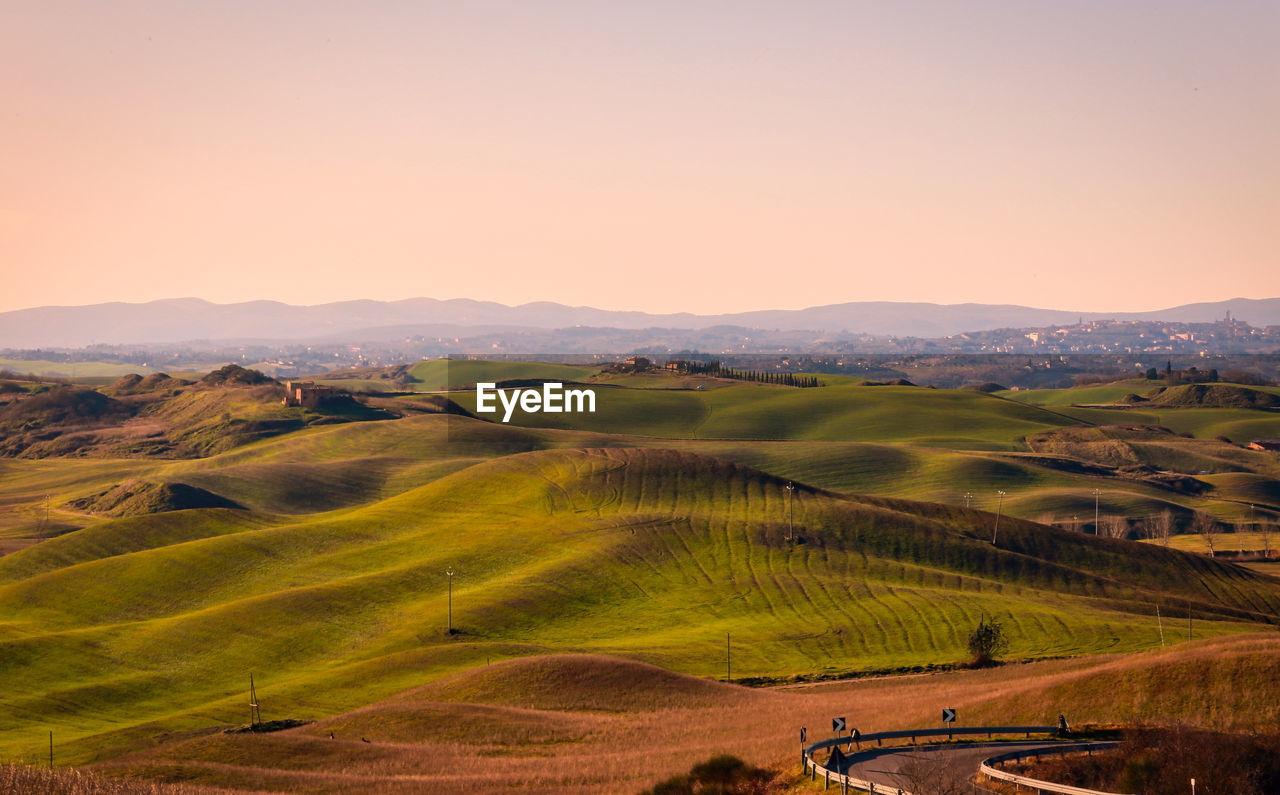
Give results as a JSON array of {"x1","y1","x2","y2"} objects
[
  {"x1": 446, "y1": 567, "x2": 454, "y2": 634},
  {"x1": 249, "y1": 674, "x2": 261, "y2": 729},
  {"x1": 1093, "y1": 489, "x2": 1102, "y2": 534},
  {"x1": 992, "y1": 491, "x2": 1007, "y2": 545},
  {"x1": 785, "y1": 482, "x2": 795, "y2": 542},
  {"x1": 964, "y1": 491, "x2": 974, "y2": 509}
]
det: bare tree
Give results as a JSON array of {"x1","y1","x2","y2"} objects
[
  {"x1": 1101, "y1": 514, "x2": 1130, "y2": 539},
  {"x1": 1140, "y1": 517, "x2": 1157, "y2": 540},
  {"x1": 1149, "y1": 509, "x2": 1176, "y2": 547},
  {"x1": 1192, "y1": 511, "x2": 1221, "y2": 557},
  {"x1": 898, "y1": 746, "x2": 971, "y2": 795},
  {"x1": 1261, "y1": 520, "x2": 1275, "y2": 560}
]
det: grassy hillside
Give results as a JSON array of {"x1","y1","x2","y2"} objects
[
  {"x1": 160, "y1": 412, "x2": 1266, "y2": 521},
  {"x1": 965, "y1": 635, "x2": 1280, "y2": 730},
  {"x1": 66, "y1": 636, "x2": 1280, "y2": 793},
  {"x1": 1, "y1": 409, "x2": 1263, "y2": 545},
  {"x1": 999, "y1": 381, "x2": 1157, "y2": 406},
  {"x1": 0, "y1": 359, "x2": 165, "y2": 379},
  {"x1": 585, "y1": 370, "x2": 735, "y2": 390},
  {"x1": 1026, "y1": 425, "x2": 1280, "y2": 475},
  {"x1": 1001, "y1": 382, "x2": 1280, "y2": 442},
  {"x1": 408, "y1": 359, "x2": 596, "y2": 391},
  {"x1": 1142, "y1": 531, "x2": 1279, "y2": 556},
  {"x1": 0, "y1": 445, "x2": 1277, "y2": 768},
  {"x1": 1, "y1": 363, "x2": 1279, "y2": 790},
  {"x1": 449, "y1": 382, "x2": 1085, "y2": 449},
  {"x1": 997, "y1": 380, "x2": 1280, "y2": 407}
]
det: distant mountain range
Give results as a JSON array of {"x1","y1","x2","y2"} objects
[{"x1": 1, "y1": 296, "x2": 1277, "y2": 349}]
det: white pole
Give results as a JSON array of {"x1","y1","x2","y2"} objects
[
  {"x1": 786, "y1": 482, "x2": 795, "y2": 541},
  {"x1": 992, "y1": 490, "x2": 1006, "y2": 545}
]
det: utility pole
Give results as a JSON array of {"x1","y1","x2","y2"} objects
[
  {"x1": 785, "y1": 482, "x2": 795, "y2": 542},
  {"x1": 992, "y1": 491, "x2": 1007, "y2": 545},
  {"x1": 446, "y1": 567, "x2": 454, "y2": 634},
  {"x1": 1156, "y1": 604, "x2": 1164, "y2": 646},
  {"x1": 1092, "y1": 489, "x2": 1102, "y2": 534},
  {"x1": 964, "y1": 491, "x2": 974, "y2": 509},
  {"x1": 249, "y1": 674, "x2": 260, "y2": 729}
]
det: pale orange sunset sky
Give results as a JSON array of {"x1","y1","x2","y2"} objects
[{"x1": 2, "y1": 1, "x2": 1277, "y2": 315}]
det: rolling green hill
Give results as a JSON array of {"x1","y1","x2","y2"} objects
[
  {"x1": 998, "y1": 381, "x2": 1156, "y2": 406},
  {"x1": 1, "y1": 445, "x2": 1277, "y2": 765},
  {"x1": 154, "y1": 411, "x2": 1267, "y2": 522},
  {"x1": 4, "y1": 364, "x2": 1280, "y2": 782},
  {"x1": 5, "y1": 407, "x2": 1268, "y2": 547},
  {"x1": 0, "y1": 359, "x2": 167, "y2": 379},
  {"x1": 1001, "y1": 382, "x2": 1280, "y2": 442},
  {"x1": 449, "y1": 382, "x2": 1085, "y2": 449},
  {"x1": 408, "y1": 359, "x2": 596, "y2": 391}
]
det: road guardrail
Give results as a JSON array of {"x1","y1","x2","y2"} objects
[
  {"x1": 802, "y1": 725, "x2": 1061, "y2": 794},
  {"x1": 979, "y1": 743, "x2": 1130, "y2": 795}
]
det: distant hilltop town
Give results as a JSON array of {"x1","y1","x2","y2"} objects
[{"x1": 943, "y1": 312, "x2": 1272, "y2": 355}]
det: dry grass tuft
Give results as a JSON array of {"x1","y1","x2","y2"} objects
[{"x1": 0, "y1": 762, "x2": 215, "y2": 793}]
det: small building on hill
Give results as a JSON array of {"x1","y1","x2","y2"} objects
[
  {"x1": 664, "y1": 360, "x2": 689, "y2": 372},
  {"x1": 282, "y1": 380, "x2": 337, "y2": 408}
]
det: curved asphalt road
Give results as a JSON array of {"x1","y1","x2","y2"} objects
[{"x1": 833, "y1": 740, "x2": 1097, "y2": 792}]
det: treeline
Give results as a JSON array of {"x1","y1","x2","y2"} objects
[
  {"x1": 0, "y1": 348, "x2": 156, "y2": 365},
  {"x1": 686, "y1": 360, "x2": 822, "y2": 387},
  {"x1": 0, "y1": 369, "x2": 69, "y2": 386}
]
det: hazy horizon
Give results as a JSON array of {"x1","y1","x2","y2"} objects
[
  {"x1": 5, "y1": 2, "x2": 1277, "y2": 315},
  {"x1": 4, "y1": 292, "x2": 1279, "y2": 317}
]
